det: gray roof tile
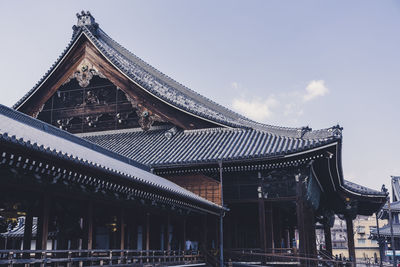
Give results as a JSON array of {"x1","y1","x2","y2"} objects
[
  {"x1": 0, "y1": 105, "x2": 221, "y2": 211},
  {"x1": 78, "y1": 126, "x2": 335, "y2": 167}
]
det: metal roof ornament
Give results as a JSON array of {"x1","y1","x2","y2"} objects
[
  {"x1": 299, "y1": 126, "x2": 312, "y2": 138},
  {"x1": 330, "y1": 124, "x2": 343, "y2": 138},
  {"x1": 72, "y1": 11, "x2": 98, "y2": 37}
]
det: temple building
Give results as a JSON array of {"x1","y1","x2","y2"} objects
[
  {"x1": 0, "y1": 11, "x2": 388, "y2": 266},
  {"x1": 371, "y1": 176, "x2": 400, "y2": 264}
]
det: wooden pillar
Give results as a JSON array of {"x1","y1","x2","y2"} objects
[
  {"x1": 258, "y1": 199, "x2": 267, "y2": 252},
  {"x1": 296, "y1": 177, "x2": 306, "y2": 256},
  {"x1": 323, "y1": 222, "x2": 332, "y2": 256},
  {"x1": 23, "y1": 209, "x2": 33, "y2": 250},
  {"x1": 120, "y1": 209, "x2": 125, "y2": 250},
  {"x1": 165, "y1": 215, "x2": 170, "y2": 251},
  {"x1": 146, "y1": 213, "x2": 150, "y2": 251},
  {"x1": 36, "y1": 195, "x2": 50, "y2": 250},
  {"x1": 307, "y1": 210, "x2": 317, "y2": 258},
  {"x1": 202, "y1": 215, "x2": 207, "y2": 250},
  {"x1": 289, "y1": 226, "x2": 295, "y2": 249},
  {"x1": 265, "y1": 202, "x2": 274, "y2": 251},
  {"x1": 215, "y1": 216, "x2": 219, "y2": 250},
  {"x1": 182, "y1": 217, "x2": 187, "y2": 250},
  {"x1": 346, "y1": 216, "x2": 356, "y2": 265},
  {"x1": 41, "y1": 196, "x2": 50, "y2": 251},
  {"x1": 273, "y1": 207, "x2": 282, "y2": 249},
  {"x1": 83, "y1": 201, "x2": 93, "y2": 249}
]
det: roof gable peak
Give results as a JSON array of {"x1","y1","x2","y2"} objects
[{"x1": 73, "y1": 11, "x2": 98, "y2": 37}]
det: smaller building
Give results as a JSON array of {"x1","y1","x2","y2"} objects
[
  {"x1": 317, "y1": 214, "x2": 384, "y2": 262},
  {"x1": 371, "y1": 176, "x2": 400, "y2": 263}
]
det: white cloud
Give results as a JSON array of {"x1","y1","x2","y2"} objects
[
  {"x1": 303, "y1": 80, "x2": 329, "y2": 102},
  {"x1": 232, "y1": 96, "x2": 279, "y2": 121},
  {"x1": 230, "y1": 79, "x2": 330, "y2": 124},
  {"x1": 231, "y1": 82, "x2": 239, "y2": 89}
]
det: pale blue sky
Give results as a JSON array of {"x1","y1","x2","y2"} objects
[{"x1": 0, "y1": 1, "x2": 399, "y2": 192}]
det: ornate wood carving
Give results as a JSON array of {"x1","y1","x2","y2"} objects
[
  {"x1": 18, "y1": 37, "x2": 214, "y2": 131},
  {"x1": 63, "y1": 59, "x2": 106, "y2": 88}
]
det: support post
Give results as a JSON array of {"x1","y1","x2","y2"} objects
[
  {"x1": 120, "y1": 209, "x2": 125, "y2": 250},
  {"x1": 219, "y1": 161, "x2": 224, "y2": 267},
  {"x1": 83, "y1": 201, "x2": 93, "y2": 250},
  {"x1": 166, "y1": 214, "x2": 171, "y2": 251},
  {"x1": 146, "y1": 213, "x2": 150, "y2": 251},
  {"x1": 375, "y1": 213, "x2": 383, "y2": 267},
  {"x1": 182, "y1": 217, "x2": 186, "y2": 250},
  {"x1": 37, "y1": 195, "x2": 50, "y2": 251},
  {"x1": 345, "y1": 216, "x2": 356, "y2": 265},
  {"x1": 202, "y1": 215, "x2": 207, "y2": 250},
  {"x1": 323, "y1": 222, "x2": 332, "y2": 256},
  {"x1": 258, "y1": 199, "x2": 267, "y2": 252},
  {"x1": 265, "y1": 202, "x2": 274, "y2": 251},
  {"x1": 23, "y1": 209, "x2": 33, "y2": 250},
  {"x1": 388, "y1": 199, "x2": 397, "y2": 267},
  {"x1": 295, "y1": 174, "x2": 306, "y2": 256}
]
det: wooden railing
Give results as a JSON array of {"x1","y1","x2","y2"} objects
[
  {"x1": 225, "y1": 249, "x2": 354, "y2": 267},
  {"x1": 0, "y1": 249, "x2": 204, "y2": 266}
]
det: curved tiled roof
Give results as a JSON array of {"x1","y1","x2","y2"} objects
[
  {"x1": 0, "y1": 104, "x2": 222, "y2": 211},
  {"x1": 342, "y1": 180, "x2": 384, "y2": 197},
  {"x1": 13, "y1": 13, "x2": 340, "y2": 140},
  {"x1": 392, "y1": 176, "x2": 400, "y2": 202},
  {"x1": 78, "y1": 126, "x2": 338, "y2": 167},
  {"x1": 371, "y1": 223, "x2": 400, "y2": 238}
]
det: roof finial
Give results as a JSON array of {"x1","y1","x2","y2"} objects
[
  {"x1": 72, "y1": 10, "x2": 99, "y2": 37},
  {"x1": 330, "y1": 124, "x2": 343, "y2": 138}
]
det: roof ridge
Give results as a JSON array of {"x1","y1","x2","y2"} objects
[
  {"x1": 13, "y1": 15, "x2": 341, "y2": 141},
  {"x1": 76, "y1": 125, "x2": 171, "y2": 137}
]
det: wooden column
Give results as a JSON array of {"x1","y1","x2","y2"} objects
[
  {"x1": 273, "y1": 207, "x2": 282, "y2": 249},
  {"x1": 182, "y1": 217, "x2": 187, "y2": 250},
  {"x1": 166, "y1": 214, "x2": 171, "y2": 251},
  {"x1": 83, "y1": 201, "x2": 93, "y2": 249},
  {"x1": 306, "y1": 210, "x2": 317, "y2": 258},
  {"x1": 23, "y1": 209, "x2": 33, "y2": 250},
  {"x1": 120, "y1": 209, "x2": 125, "y2": 250},
  {"x1": 146, "y1": 213, "x2": 150, "y2": 251},
  {"x1": 36, "y1": 195, "x2": 50, "y2": 250},
  {"x1": 323, "y1": 222, "x2": 332, "y2": 256},
  {"x1": 265, "y1": 202, "x2": 274, "y2": 251},
  {"x1": 202, "y1": 215, "x2": 207, "y2": 250},
  {"x1": 289, "y1": 226, "x2": 295, "y2": 249},
  {"x1": 258, "y1": 199, "x2": 267, "y2": 252},
  {"x1": 296, "y1": 177, "x2": 306, "y2": 256},
  {"x1": 346, "y1": 216, "x2": 356, "y2": 265},
  {"x1": 215, "y1": 217, "x2": 219, "y2": 251}
]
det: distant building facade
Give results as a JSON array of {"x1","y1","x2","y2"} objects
[{"x1": 317, "y1": 214, "x2": 384, "y2": 262}]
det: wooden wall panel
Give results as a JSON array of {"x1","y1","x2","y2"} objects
[{"x1": 165, "y1": 174, "x2": 221, "y2": 205}]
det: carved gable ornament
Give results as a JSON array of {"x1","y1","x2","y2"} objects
[{"x1": 63, "y1": 59, "x2": 105, "y2": 88}]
